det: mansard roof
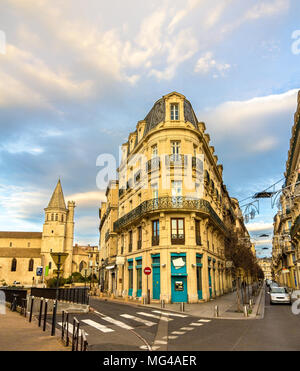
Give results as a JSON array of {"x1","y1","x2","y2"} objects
[{"x1": 143, "y1": 92, "x2": 199, "y2": 136}]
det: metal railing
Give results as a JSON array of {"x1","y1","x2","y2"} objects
[
  {"x1": 113, "y1": 196, "x2": 226, "y2": 233},
  {"x1": 31, "y1": 287, "x2": 89, "y2": 304}
]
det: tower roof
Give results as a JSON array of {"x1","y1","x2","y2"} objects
[{"x1": 46, "y1": 179, "x2": 67, "y2": 210}]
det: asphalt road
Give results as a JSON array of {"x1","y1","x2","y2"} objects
[{"x1": 53, "y1": 293, "x2": 300, "y2": 351}]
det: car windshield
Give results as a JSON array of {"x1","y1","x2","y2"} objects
[{"x1": 271, "y1": 287, "x2": 287, "y2": 294}]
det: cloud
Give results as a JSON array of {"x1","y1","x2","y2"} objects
[
  {"x1": 66, "y1": 191, "x2": 106, "y2": 207},
  {"x1": 199, "y1": 89, "x2": 299, "y2": 155},
  {"x1": 194, "y1": 52, "x2": 231, "y2": 78},
  {"x1": 246, "y1": 222, "x2": 273, "y2": 232}
]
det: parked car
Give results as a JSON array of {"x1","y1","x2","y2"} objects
[{"x1": 269, "y1": 286, "x2": 291, "y2": 304}]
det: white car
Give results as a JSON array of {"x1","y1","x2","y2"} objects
[{"x1": 269, "y1": 287, "x2": 291, "y2": 304}]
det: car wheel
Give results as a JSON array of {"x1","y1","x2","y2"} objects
[{"x1": 270, "y1": 300, "x2": 273, "y2": 305}]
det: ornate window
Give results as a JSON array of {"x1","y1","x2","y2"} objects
[{"x1": 171, "y1": 218, "x2": 185, "y2": 245}]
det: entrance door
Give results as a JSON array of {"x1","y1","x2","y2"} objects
[
  {"x1": 171, "y1": 276, "x2": 187, "y2": 303},
  {"x1": 208, "y1": 268, "x2": 212, "y2": 298},
  {"x1": 152, "y1": 266, "x2": 160, "y2": 300}
]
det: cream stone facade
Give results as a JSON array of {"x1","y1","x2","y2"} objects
[
  {"x1": 99, "y1": 92, "x2": 256, "y2": 303},
  {"x1": 272, "y1": 91, "x2": 300, "y2": 289},
  {"x1": 0, "y1": 180, "x2": 98, "y2": 286},
  {"x1": 258, "y1": 258, "x2": 272, "y2": 281}
]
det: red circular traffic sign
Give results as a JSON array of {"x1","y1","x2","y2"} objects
[{"x1": 144, "y1": 267, "x2": 152, "y2": 275}]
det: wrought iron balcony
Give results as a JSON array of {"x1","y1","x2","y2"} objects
[
  {"x1": 171, "y1": 233, "x2": 185, "y2": 245},
  {"x1": 152, "y1": 235, "x2": 159, "y2": 246},
  {"x1": 146, "y1": 157, "x2": 160, "y2": 172},
  {"x1": 114, "y1": 196, "x2": 226, "y2": 234}
]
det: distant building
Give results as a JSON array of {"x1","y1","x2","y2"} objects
[
  {"x1": 258, "y1": 258, "x2": 272, "y2": 281},
  {"x1": 0, "y1": 180, "x2": 98, "y2": 286}
]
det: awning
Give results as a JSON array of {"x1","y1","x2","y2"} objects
[{"x1": 106, "y1": 265, "x2": 116, "y2": 270}]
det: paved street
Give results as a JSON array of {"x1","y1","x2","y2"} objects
[{"x1": 49, "y1": 292, "x2": 300, "y2": 351}]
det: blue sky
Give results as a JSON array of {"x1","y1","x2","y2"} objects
[{"x1": 0, "y1": 0, "x2": 299, "y2": 256}]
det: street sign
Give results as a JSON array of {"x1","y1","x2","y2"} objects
[
  {"x1": 36, "y1": 266, "x2": 43, "y2": 276},
  {"x1": 144, "y1": 267, "x2": 152, "y2": 275},
  {"x1": 50, "y1": 252, "x2": 69, "y2": 267}
]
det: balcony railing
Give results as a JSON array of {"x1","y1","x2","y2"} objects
[
  {"x1": 196, "y1": 235, "x2": 201, "y2": 246},
  {"x1": 146, "y1": 157, "x2": 160, "y2": 172},
  {"x1": 171, "y1": 233, "x2": 185, "y2": 245},
  {"x1": 152, "y1": 235, "x2": 159, "y2": 246},
  {"x1": 113, "y1": 196, "x2": 226, "y2": 234}
]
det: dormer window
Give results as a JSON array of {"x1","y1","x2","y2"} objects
[{"x1": 170, "y1": 103, "x2": 179, "y2": 120}]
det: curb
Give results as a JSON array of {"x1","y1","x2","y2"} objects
[{"x1": 89, "y1": 293, "x2": 263, "y2": 321}]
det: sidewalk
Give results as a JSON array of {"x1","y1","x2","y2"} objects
[
  {"x1": 91, "y1": 286, "x2": 265, "y2": 320},
  {"x1": 0, "y1": 309, "x2": 69, "y2": 351}
]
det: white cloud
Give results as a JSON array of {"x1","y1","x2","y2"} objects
[
  {"x1": 249, "y1": 137, "x2": 279, "y2": 153},
  {"x1": 245, "y1": 0, "x2": 290, "y2": 20},
  {"x1": 200, "y1": 89, "x2": 299, "y2": 135},
  {"x1": 247, "y1": 222, "x2": 273, "y2": 232},
  {"x1": 66, "y1": 191, "x2": 105, "y2": 207},
  {"x1": 194, "y1": 52, "x2": 231, "y2": 77}
]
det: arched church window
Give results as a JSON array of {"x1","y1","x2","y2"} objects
[
  {"x1": 55, "y1": 214, "x2": 58, "y2": 221},
  {"x1": 28, "y1": 259, "x2": 34, "y2": 271},
  {"x1": 79, "y1": 261, "x2": 85, "y2": 273},
  {"x1": 51, "y1": 214, "x2": 54, "y2": 221},
  {"x1": 11, "y1": 258, "x2": 17, "y2": 272}
]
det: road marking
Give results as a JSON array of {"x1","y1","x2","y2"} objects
[
  {"x1": 81, "y1": 319, "x2": 114, "y2": 333},
  {"x1": 57, "y1": 322, "x2": 88, "y2": 336},
  {"x1": 152, "y1": 346, "x2": 160, "y2": 350},
  {"x1": 154, "y1": 340, "x2": 167, "y2": 345},
  {"x1": 198, "y1": 319, "x2": 211, "y2": 322},
  {"x1": 180, "y1": 327, "x2": 194, "y2": 331},
  {"x1": 171, "y1": 331, "x2": 185, "y2": 335},
  {"x1": 163, "y1": 335, "x2": 178, "y2": 340},
  {"x1": 190, "y1": 322, "x2": 203, "y2": 326},
  {"x1": 152, "y1": 310, "x2": 187, "y2": 318},
  {"x1": 120, "y1": 314, "x2": 156, "y2": 327},
  {"x1": 137, "y1": 312, "x2": 173, "y2": 322},
  {"x1": 94, "y1": 311, "x2": 133, "y2": 330}
]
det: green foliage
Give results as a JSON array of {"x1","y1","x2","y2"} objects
[
  {"x1": 65, "y1": 272, "x2": 86, "y2": 283},
  {"x1": 46, "y1": 277, "x2": 67, "y2": 288}
]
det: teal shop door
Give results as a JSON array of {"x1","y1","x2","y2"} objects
[
  {"x1": 208, "y1": 268, "x2": 212, "y2": 298},
  {"x1": 152, "y1": 266, "x2": 160, "y2": 300},
  {"x1": 171, "y1": 276, "x2": 187, "y2": 303}
]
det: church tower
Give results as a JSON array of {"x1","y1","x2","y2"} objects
[{"x1": 41, "y1": 180, "x2": 75, "y2": 279}]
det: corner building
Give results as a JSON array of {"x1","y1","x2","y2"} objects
[{"x1": 99, "y1": 92, "x2": 249, "y2": 303}]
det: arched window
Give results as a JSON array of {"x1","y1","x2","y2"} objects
[
  {"x1": 79, "y1": 261, "x2": 86, "y2": 273},
  {"x1": 51, "y1": 214, "x2": 54, "y2": 221},
  {"x1": 28, "y1": 259, "x2": 34, "y2": 271},
  {"x1": 55, "y1": 214, "x2": 58, "y2": 221},
  {"x1": 11, "y1": 258, "x2": 17, "y2": 272}
]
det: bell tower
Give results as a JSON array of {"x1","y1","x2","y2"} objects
[{"x1": 41, "y1": 180, "x2": 75, "y2": 278}]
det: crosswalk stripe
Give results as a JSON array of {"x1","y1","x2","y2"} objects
[
  {"x1": 120, "y1": 314, "x2": 156, "y2": 327},
  {"x1": 137, "y1": 312, "x2": 173, "y2": 322},
  {"x1": 190, "y1": 322, "x2": 203, "y2": 326},
  {"x1": 198, "y1": 319, "x2": 211, "y2": 322},
  {"x1": 171, "y1": 331, "x2": 185, "y2": 335},
  {"x1": 57, "y1": 322, "x2": 88, "y2": 336},
  {"x1": 151, "y1": 346, "x2": 160, "y2": 350},
  {"x1": 81, "y1": 319, "x2": 114, "y2": 333},
  {"x1": 152, "y1": 310, "x2": 187, "y2": 318},
  {"x1": 163, "y1": 335, "x2": 178, "y2": 340},
  {"x1": 154, "y1": 340, "x2": 167, "y2": 345},
  {"x1": 94, "y1": 311, "x2": 133, "y2": 330},
  {"x1": 180, "y1": 327, "x2": 194, "y2": 331}
]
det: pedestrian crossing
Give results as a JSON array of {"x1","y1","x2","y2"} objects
[{"x1": 59, "y1": 309, "x2": 212, "y2": 351}]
